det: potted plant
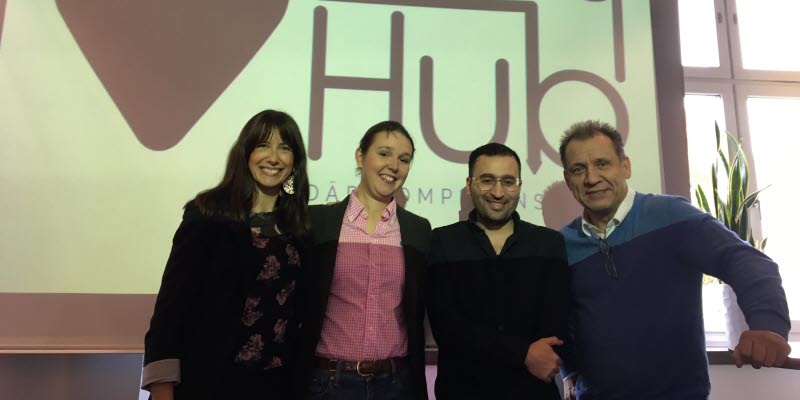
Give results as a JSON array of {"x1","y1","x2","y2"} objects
[{"x1": 694, "y1": 122, "x2": 768, "y2": 350}]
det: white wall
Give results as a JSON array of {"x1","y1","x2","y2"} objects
[
  {"x1": 709, "y1": 365, "x2": 800, "y2": 400},
  {"x1": 423, "y1": 365, "x2": 800, "y2": 400}
]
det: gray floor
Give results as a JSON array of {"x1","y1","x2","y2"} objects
[{"x1": 0, "y1": 354, "x2": 143, "y2": 400}]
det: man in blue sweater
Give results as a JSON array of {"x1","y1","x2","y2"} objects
[{"x1": 558, "y1": 120, "x2": 791, "y2": 400}]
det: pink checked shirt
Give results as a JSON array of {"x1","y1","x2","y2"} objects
[{"x1": 315, "y1": 192, "x2": 407, "y2": 360}]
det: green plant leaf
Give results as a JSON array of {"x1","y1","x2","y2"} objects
[
  {"x1": 737, "y1": 143, "x2": 749, "y2": 198},
  {"x1": 700, "y1": 122, "x2": 767, "y2": 267},
  {"x1": 737, "y1": 186, "x2": 770, "y2": 221},
  {"x1": 719, "y1": 201, "x2": 730, "y2": 227},
  {"x1": 717, "y1": 148, "x2": 731, "y2": 179},
  {"x1": 728, "y1": 151, "x2": 743, "y2": 224},
  {"x1": 696, "y1": 185, "x2": 711, "y2": 213},
  {"x1": 711, "y1": 164, "x2": 720, "y2": 219},
  {"x1": 737, "y1": 205, "x2": 749, "y2": 241}
]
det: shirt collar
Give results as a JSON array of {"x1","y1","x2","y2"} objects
[
  {"x1": 581, "y1": 188, "x2": 635, "y2": 238},
  {"x1": 345, "y1": 189, "x2": 397, "y2": 223}
]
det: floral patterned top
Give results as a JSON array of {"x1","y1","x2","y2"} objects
[{"x1": 233, "y1": 211, "x2": 301, "y2": 370}]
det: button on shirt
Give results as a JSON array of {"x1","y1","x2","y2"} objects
[{"x1": 315, "y1": 192, "x2": 407, "y2": 360}]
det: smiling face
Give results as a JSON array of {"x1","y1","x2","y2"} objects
[
  {"x1": 356, "y1": 130, "x2": 413, "y2": 204},
  {"x1": 248, "y1": 130, "x2": 294, "y2": 196},
  {"x1": 468, "y1": 155, "x2": 521, "y2": 228},
  {"x1": 563, "y1": 132, "x2": 631, "y2": 227}
]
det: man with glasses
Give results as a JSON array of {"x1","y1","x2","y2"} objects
[
  {"x1": 558, "y1": 120, "x2": 791, "y2": 400},
  {"x1": 427, "y1": 143, "x2": 570, "y2": 400}
]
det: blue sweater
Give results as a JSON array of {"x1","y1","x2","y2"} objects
[{"x1": 560, "y1": 193, "x2": 790, "y2": 400}]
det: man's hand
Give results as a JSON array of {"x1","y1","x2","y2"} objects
[
  {"x1": 524, "y1": 336, "x2": 563, "y2": 382},
  {"x1": 733, "y1": 330, "x2": 792, "y2": 369}
]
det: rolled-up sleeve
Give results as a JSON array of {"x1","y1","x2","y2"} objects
[{"x1": 141, "y1": 358, "x2": 181, "y2": 390}]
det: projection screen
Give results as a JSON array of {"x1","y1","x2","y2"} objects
[{"x1": 0, "y1": 0, "x2": 686, "y2": 351}]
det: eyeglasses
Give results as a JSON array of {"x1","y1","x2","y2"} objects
[
  {"x1": 598, "y1": 238, "x2": 618, "y2": 279},
  {"x1": 470, "y1": 176, "x2": 522, "y2": 192}
]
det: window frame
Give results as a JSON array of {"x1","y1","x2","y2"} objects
[
  {"x1": 726, "y1": 0, "x2": 800, "y2": 82},
  {"x1": 680, "y1": 0, "x2": 800, "y2": 342},
  {"x1": 680, "y1": 0, "x2": 733, "y2": 79},
  {"x1": 683, "y1": 80, "x2": 737, "y2": 131}
]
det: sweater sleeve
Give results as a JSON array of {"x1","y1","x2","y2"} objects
[{"x1": 676, "y1": 201, "x2": 790, "y2": 339}]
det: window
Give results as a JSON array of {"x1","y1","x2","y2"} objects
[
  {"x1": 679, "y1": 0, "x2": 800, "y2": 344},
  {"x1": 744, "y1": 94, "x2": 800, "y2": 319},
  {"x1": 678, "y1": 0, "x2": 721, "y2": 68},
  {"x1": 734, "y1": 0, "x2": 800, "y2": 74},
  {"x1": 678, "y1": 0, "x2": 732, "y2": 78},
  {"x1": 683, "y1": 92, "x2": 728, "y2": 206}
]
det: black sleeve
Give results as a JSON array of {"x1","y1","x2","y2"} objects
[
  {"x1": 534, "y1": 231, "x2": 572, "y2": 356},
  {"x1": 143, "y1": 211, "x2": 217, "y2": 365}
]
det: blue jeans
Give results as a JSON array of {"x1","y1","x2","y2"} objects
[{"x1": 307, "y1": 363, "x2": 413, "y2": 400}]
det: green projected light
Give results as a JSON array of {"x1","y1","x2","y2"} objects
[{"x1": 0, "y1": 0, "x2": 660, "y2": 294}]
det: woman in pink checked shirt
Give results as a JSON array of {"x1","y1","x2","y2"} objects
[{"x1": 298, "y1": 121, "x2": 432, "y2": 400}]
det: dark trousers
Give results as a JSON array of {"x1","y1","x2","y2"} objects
[{"x1": 307, "y1": 364, "x2": 413, "y2": 400}]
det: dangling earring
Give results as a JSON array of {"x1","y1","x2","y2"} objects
[{"x1": 282, "y1": 172, "x2": 295, "y2": 195}]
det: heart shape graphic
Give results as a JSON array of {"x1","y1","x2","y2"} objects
[
  {"x1": 0, "y1": 0, "x2": 7, "y2": 46},
  {"x1": 56, "y1": 0, "x2": 289, "y2": 150}
]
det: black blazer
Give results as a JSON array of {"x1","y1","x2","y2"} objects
[
  {"x1": 297, "y1": 196, "x2": 431, "y2": 400},
  {"x1": 144, "y1": 203, "x2": 296, "y2": 399}
]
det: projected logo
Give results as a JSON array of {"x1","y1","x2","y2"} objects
[
  {"x1": 55, "y1": 0, "x2": 289, "y2": 151},
  {"x1": 310, "y1": 0, "x2": 629, "y2": 173},
  {"x1": 54, "y1": 0, "x2": 630, "y2": 174}
]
